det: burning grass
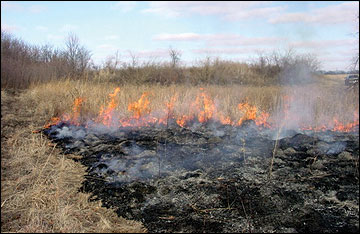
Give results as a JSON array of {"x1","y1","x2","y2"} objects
[
  {"x1": 1, "y1": 76, "x2": 359, "y2": 232},
  {"x1": 27, "y1": 78, "x2": 359, "y2": 133}
]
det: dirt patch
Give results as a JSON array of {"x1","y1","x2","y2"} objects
[{"x1": 43, "y1": 121, "x2": 359, "y2": 233}]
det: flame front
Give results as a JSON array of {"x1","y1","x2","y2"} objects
[
  {"x1": 331, "y1": 112, "x2": 359, "y2": 132},
  {"x1": 44, "y1": 87, "x2": 358, "y2": 133}
]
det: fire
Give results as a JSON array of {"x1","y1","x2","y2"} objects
[
  {"x1": 44, "y1": 97, "x2": 84, "y2": 128},
  {"x1": 44, "y1": 117, "x2": 61, "y2": 129},
  {"x1": 98, "y1": 87, "x2": 121, "y2": 126},
  {"x1": 255, "y1": 112, "x2": 270, "y2": 128},
  {"x1": 219, "y1": 114, "x2": 233, "y2": 125},
  {"x1": 127, "y1": 92, "x2": 151, "y2": 119},
  {"x1": 72, "y1": 97, "x2": 84, "y2": 125},
  {"x1": 43, "y1": 87, "x2": 358, "y2": 133},
  {"x1": 237, "y1": 101, "x2": 257, "y2": 126},
  {"x1": 300, "y1": 111, "x2": 359, "y2": 133},
  {"x1": 195, "y1": 91, "x2": 216, "y2": 123},
  {"x1": 174, "y1": 89, "x2": 234, "y2": 126},
  {"x1": 158, "y1": 94, "x2": 178, "y2": 125},
  {"x1": 331, "y1": 112, "x2": 359, "y2": 132},
  {"x1": 236, "y1": 100, "x2": 270, "y2": 128},
  {"x1": 176, "y1": 114, "x2": 194, "y2": 127}
]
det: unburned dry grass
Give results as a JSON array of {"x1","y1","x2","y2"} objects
[{"x1": 1, "y1": 89, "x2": 146, "y2": 233}]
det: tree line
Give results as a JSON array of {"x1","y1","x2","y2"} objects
[
  {"x1": 1, "y1": 31, "x2": 91, "y2": 88},
  {"x1": 1, "y1": 31, "x2": 323, "y2": 89}
]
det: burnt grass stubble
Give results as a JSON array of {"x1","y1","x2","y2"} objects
[{"x1": 42, "y1": 119, "x2": 359, "y2": 233}]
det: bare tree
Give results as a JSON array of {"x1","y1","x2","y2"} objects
[
  {"x1": 169, "y1": 47, "x2": 181, "y2": 68},
  {"x1": 127, "y1": 50, "x2": 139, "y2": 68},
  {"x1": 104, "y1": 51, "x2": 121, "y2": 71},
  {"x1": 64, "y1": 32, "x2": 92, "y2": 76}
]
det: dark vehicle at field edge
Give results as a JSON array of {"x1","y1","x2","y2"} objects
[{"x1": 345, "y1": 74, "x2": 359, "y2": 86}]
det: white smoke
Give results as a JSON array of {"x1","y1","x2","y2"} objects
[
  {"x1": 56, "y1": 126, "x2": 86, "y2": 139},
  {"x1": 274, "y1": 54, "x2": 321, "y2": 137}
]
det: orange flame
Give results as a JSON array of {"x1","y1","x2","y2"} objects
[
  {"x1": 98, "y1": 87, "x2": 121, "y2": 126},
  {"x1": 174, "y1": 89, "x2": 234, "y2": 126},
  {"x1": 255, "y1": 112, "x2": 270, "y2": 128},
  {"x1": 237, "y1": 101, "x2": 257, "y2": 126},
  {"x1": 158, "y1": 94, "x2": 178, "y2": 125},
  {"x1": 72, "y1": 97, "x2": 84, "y2": 125},
  {"x1": 331, "y1": 112, "x2": 359, "y2": 132},
  {"x1": 44, "y1": 89, "x2": 358, "y2": 133},
  {"x1": 219, "y1": 114, "x2": 233, "y2": 125},
  {"x1": 127, "y1": 92, "x2": 151, "y2": 119},
  {"x1": 195, "y1": 91, "x2": 216, "y2": 123},
  {"x1": 176, "y1": 114, "x2": 194, "y2": 127},
  {"x1": 44, "y1": 97, "x2": 84, "y2": 128},
  {"x1": 44, "y1": 117, "x2": 61, "y2": 129}
]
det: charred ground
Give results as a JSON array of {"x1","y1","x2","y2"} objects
[{"x1": 43, "y1": 120, "x2": 359, "y2": 233}]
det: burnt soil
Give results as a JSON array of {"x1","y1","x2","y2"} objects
[{"x1": 43, "y1": 121, "x2": 359, "y2": 233}]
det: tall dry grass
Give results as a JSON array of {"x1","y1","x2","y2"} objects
[
  {"x1": 26, "y1": 78, "x2": 359, "y2": 128},
  {"x1": 1, "y1": 89, "x2": 146, "y2": 233}
]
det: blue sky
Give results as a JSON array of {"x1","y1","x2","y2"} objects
[{"x1": 1, "y1": 1, "x2": 359, "y2": 70}]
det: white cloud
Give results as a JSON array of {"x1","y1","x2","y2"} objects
[
  {"x1": 153, "y1": 33, "x2": 202, "y2": 41},
  {"x1": 114, "y1": 1, "x2": 137, "y2": 12},
  {"x1": 97, "y1": 44, "x2": 118, "y2": 50},
  {"x1": 35, "y1": 25, "x2": 48, "y2": 31},
  {"x1": 152, "y1": 33, "x2": 284, "y2": 47},
  {"x1": 105, "y1": 35, "x2": 120, "y2": 40},
  {"x1": 47, "y1": 34, "x2": 63, "y2": 41},
  {"x1": 153, "y1": 32, "x2": 355, "y2": 53},
  {"x1": 316, "y1": 54, "x2": 354, "y2": 70},
  {"x1": 336, "y1": 49, "x2": 358, "y2": 57},
  {"x1": 206, "y1": 35, "x2": 284, "y2": 47},
  {"x1": 143, "y1": 1, "x2": 285, "y2": 20},
  {"x1": 223, "y1": 6, "x2": 286, "y2": 21},
  {"x1": 1, "y1": 1, "x2": 47, "y2": 13},
  {"x1": 28, "y1": 5, "x2": 47, "y2": 13},
  {"x1": 60, "y1": 24, "x2": 78, "y2": 32},
  {"x1": 124, "y1": 49, "x2": 170, "y2": 58},
  {"x1": 269, "y1": 2, "x2": 359, "y2": 24},
  {"x1": 192, "y1": 47, "x2": 272, "y2": 55},
  {"x1": 143, "y1": 1, "x2": 358, "y2": 26},
  {"x1": 1, "y1": 1, "x2": 23, "y2": 11},
  {"x1": 1, "y1": 23, "x2": 19, "y2": 32},
  {"x1": 289, "y1": 39, "x2": 355, "y2": 49}
]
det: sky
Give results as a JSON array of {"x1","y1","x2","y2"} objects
[{"x1": 1, "y1": 1, "x2": 359, "y2": 71}]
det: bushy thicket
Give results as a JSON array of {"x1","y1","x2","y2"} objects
[
  {"x1": 1, "y1": 31, "x2": 91, "y2": 88},
  {"x1": 1, "y1": 31, "x2": 321, "y2": 89},
  {"x1": 98, "y1": 49, "x2": 321, "y2": 86}
]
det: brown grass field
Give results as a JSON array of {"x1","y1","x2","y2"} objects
[{"x1": 1, "y1": 74, "x2": 359, "y2": 232}]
